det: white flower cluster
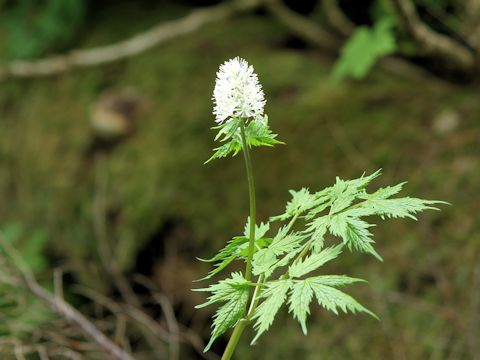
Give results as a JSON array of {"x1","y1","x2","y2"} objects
[{"x1": 212, "y1": 57, "x2": 266, "y2": 124}]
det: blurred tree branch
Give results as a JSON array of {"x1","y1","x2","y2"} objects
[
  {"x1": 321, "y1": 0, "x2": 355, "y2": 37},
  {"x1": 464, "y1": 0, "x2": 480, "y2": 50},
  {"x1": 388, "y1": 0, "x2": 475, "y2": 73},
  {"x1": 0, "y1": 0, "x2": 261, "y2": 81},
  {"x1": 265, "y1": 0, "x2": 338, "y2": 50}
]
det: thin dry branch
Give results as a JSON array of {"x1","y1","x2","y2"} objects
[
  {"x1": 0, "y1": 234, "x2": 134, "y2": 360},
  {"x1": 389, "y1": 0, "x2": 475, "y2": 73},
  {"x1": 464, "y1": 0, "x2": 480, "y2": 35},
  {"x1": 464, "y1": 0, "x2": 480, "y2": 51},
  {"x1": 152, "y1": 294, "x2": 180, "y2": 360},
  {"x1": 265, "y1": 0, "x2": 338, "y2": 51},
  {"x1": 133, "y1": 275, "x2": 180, "y2": 360},
  {"x1": 133, "y1": 274, "x2": 218, "y2": 360},
  {"x1": 72, "y1": 285, "x2": 170, "y2": 357},
  {"x1": 0, "y1": 1, "x2": 260, "y2": 81},
  {"x1": 321, "y1": 0, "x2": 355, "y2": 37}
]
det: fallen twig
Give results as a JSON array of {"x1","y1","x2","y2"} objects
[{"x1": 0, "y1": 233, "x2": 134, "y2": 360}]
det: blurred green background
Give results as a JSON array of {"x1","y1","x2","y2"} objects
[{"x1": 0, "y1": 0, "x2": 479, "y2": 359}]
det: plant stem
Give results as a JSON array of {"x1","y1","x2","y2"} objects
[
  {"x1": 286, "y1": 213, "x2": 300, "y2": 233},
  {"x1": 221, "y1": 119, "x2": 256, "y2": 360},
  {"x1": 247, "y1": 213, "x2": 303, "y2": 314},
  {"x1": 239, "y1": 120, "x2": 256, "y2": 282},
  {"x1": 247, "y1": 274, "x2": 265, "y2": 316},
  {"x1": 222, "y1": 143, "x2": 304, "y2": 359},
  {"x1": 222, "y1": 211, "x2": 303, "y2": 359},
  {"x1": 221, "y1": 319, "x2": 248, "y2": 360}
]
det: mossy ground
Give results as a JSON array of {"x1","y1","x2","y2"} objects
[{"x1": 0, "y1": 2, "x2": 479, "y2": 359}]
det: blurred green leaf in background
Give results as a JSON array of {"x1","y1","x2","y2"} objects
[
  {"x1": 1, "y1": 0, "x2": 86, "y2": 59},
  {"x1": 0, "y1": 223, "x2": 53, "y2": 339},
  {"x1": 332, "y1": 18, "x2": 396, "y2": 81}
]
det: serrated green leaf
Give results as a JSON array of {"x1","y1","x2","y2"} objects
[
  {"x1": 251, "y1": 279, "x2": 292, "y2": 343},
  {"x1": 213, "y1": 117, "x2": 242, "y2": 142},
  {"x1": 345, "y1": 169, "x2": 382, "y2": 190},
  {"x1": 252, "y1": 248, "x2": 277, "y2": 276},
  {"x1": 329, "y1": 180, "x2": 360, "y2": 214},
  {"x1": 195, "y1": 272, "x2": 251, "y2": 351},
  {"x1": 195, "y1": 272, "x2": 251, "y2": 308},
  {"x1": 305, "y1": 196, "x2": 332, "y2": 220},
  {"x1": 252, "y1": 226, "x2": 306, "y2": 277},
  {"x1": 204, "y1": 287, "x2": 249, "y2": 352},
  {"x1": 199, "y1": 219, "x2": 276, "y2": 280},
  {"x1": 289, "y1": 245, "x2": 343, "y2": 278},
  {"x1": 288, "y1": 280, "x2": 314, "y2": 335},
  {"x1": 245, "y1": 116, "x2": 284, "y2": 148},
  {"x1": 197, "y1": 236, "x2": 249, "y2": 280},
  {"x1": 205, "y1": 140, "x2": 243, "y2": 163},
  {"x1": 329, "y1": 213, "x2": 382, "y2": 261},
  {"x1": 199, "y1": 256, "x2": 237, "y2": 281},
  {"x1": 205, "y1": 118, "x2": 243, "y2": 163},
  {"x1": 270, "y1": 228, "x2": 305, "y2": 255},
  {"x1": 309, "y1": 281, "x2": 378, "y2": 319},
  {"x1": 264, "y1": 245, "x2": 304, "y2": 278},
  {"x1": 198, "y1": 237, "x2": 248, "y2": 264},
  {"x1": 308, "y1": 275, "x2": 366, "y2": 287},
  {"x1": 359, "y1": 182, "x2": 406, "y2": 201},
  {"x1": 329, "y1": 171, "x2": 381, "y2": 214},
  {"x1": 305, "y1": 216, "x2": 329, "y2": 253},
  {"x1": 207, "y1": 117, "x2": 282, "y2": 163},
  {"x1": 244, "y1": 218, "x2": 270, "y2": 240},
  {"x1": 356, "y1": 197, "x2": 445, "y2": 220},
  {"x1": 271, "y1": 188, "x2": 317, "y2": 221}
]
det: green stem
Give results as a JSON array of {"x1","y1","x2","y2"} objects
[
  {"x1": 248, "y1": 213, "x2": 302, "y2": 312},
  {"x1": 247, "y1": 213, "x2": 302, "y2": 316},
  {"x1": 221, "y1": 119, "x2": 256, "y2": 360},
  {"x1": 286, "y1": 213, "x2": 300, "y2": 233},
  {"x1": 221, "y1": 319, "x2": 248, "y2": 360},
  {"x1": 222, "y1": 157, "x2": 304, "y2": 359},
  {"x1": 247, "y1": 274, "x2": 265, "y2": 317},
  {"x1": 239, "y1": 120, "x2": 256, "y2": 282}
]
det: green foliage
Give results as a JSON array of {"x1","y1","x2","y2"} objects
[
  {"x1": 195, "y1": 272, "x2": 252, "y2": 351},
  {"x1": 206, "y1": 116, "x2": 283, "y2": 163},
  {"x1": 1, "y1": 223, "x2": 48, "y2": 272},
  {"x1": 270, "y1": 188, "x2": 317, "y2": 222},
  {"x1": 288, "y1": 275, "x2": 375, "y2": 336},
  {"x1": 197, "y1": 170, "x2": 444, "y2": 351},
  {"x1": 330, "y1": 214, "x2": 381, "y2": 260},
  {"x1": 288, "y1": 280, "x2": 313, "y2": 334},
  {"x1": 1, "y1": 0, "x2": 86, "y2": 59},
  {"x1": 204, "y1": 291, "x2": 248, "y2": 352},
  {"x1": 0, "y1": 294, "x2": 53, "y2": 338},
  {"x1": 332, "y1": 18, "x2": 397, "y2": 81},
  {"x1": 0, "y1": 224, "x2": 53, "y2": 339},
  {"x1": 198, "y1": 219, "x2": 271, "y2": 280},
  {"x1": 251, "y1": 279, "x2": 292, "y2": 343},
  {"x1": 308, "y1": 278, "x2": 377, "y2": 318},
  {"x1": 252, "y1": 226, "x2": 305, "y2": 277},
  {"x1": 288, "y1": 245, "x2": 342, "y2": 278}
]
